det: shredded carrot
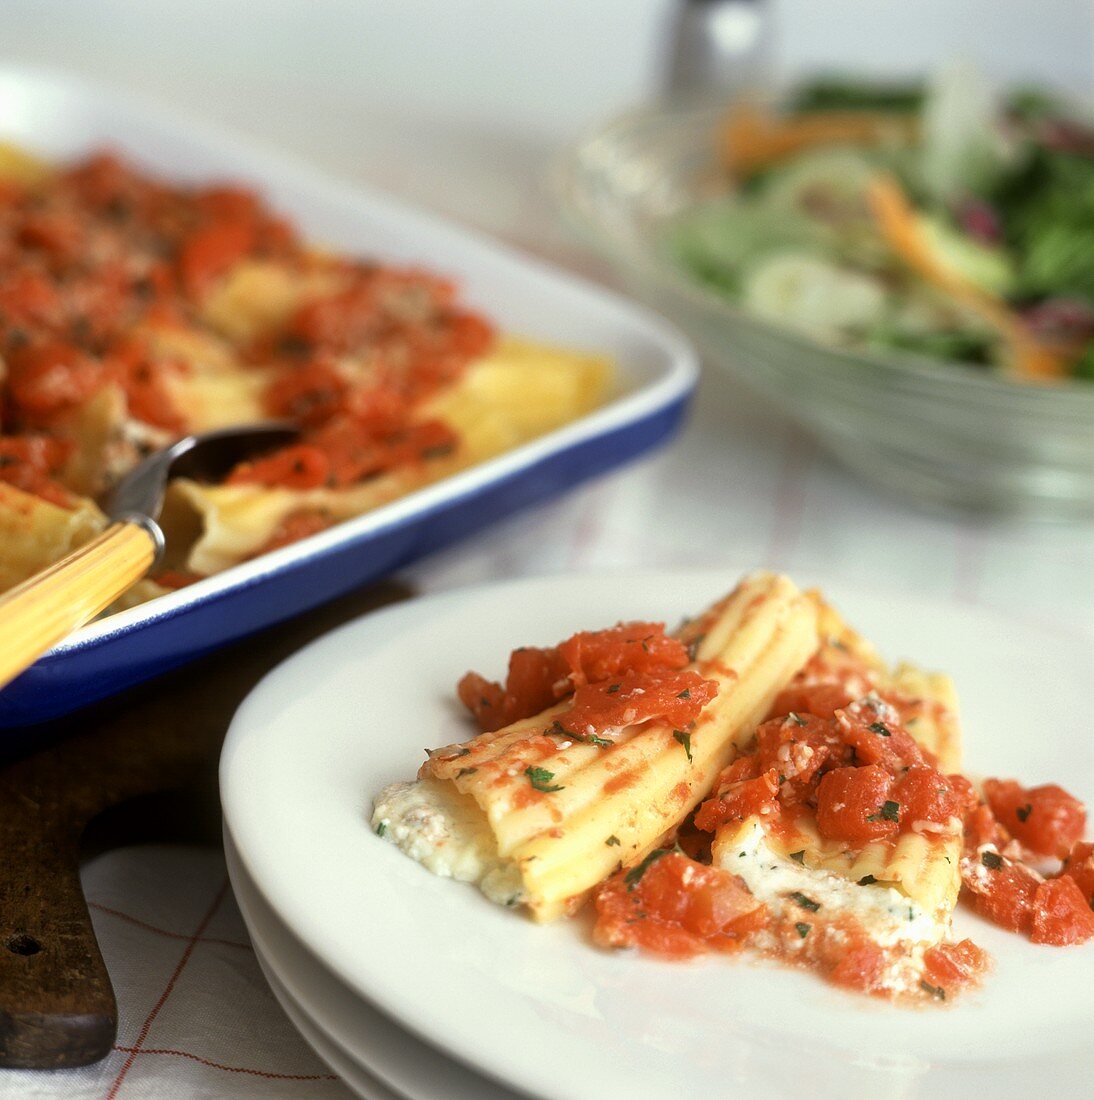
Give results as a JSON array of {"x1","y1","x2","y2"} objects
[
  {"x1": 866, "y1": 174, "x2": 1070, "y2": 381},
  {"x1": 719, "y1": 104, "x2": 918, "y2": 179}
]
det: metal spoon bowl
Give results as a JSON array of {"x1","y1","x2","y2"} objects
[{"x1": 108, "y1": 421, "x2": 298, "y2": 560}]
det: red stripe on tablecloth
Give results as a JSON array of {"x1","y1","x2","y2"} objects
[
  {"x1": 765, "y1": 430, "x2": 811, "y2": 568},
  {"x1": 89, "y1": 900, "x2": 252, "y2": 949},
  {"x1": 112, "y1": 1045, "x2": 339, "y2": 1081},
  {"x1": 106, "y1": 878, "x2": 230, "y2": 1100},
  {"x1": 566, "y1": 483, "x2": 609, "y2": 569}
]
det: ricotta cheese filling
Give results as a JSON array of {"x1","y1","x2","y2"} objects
[
  {"x1": 372, "y1": 779, "x2": 525, "y2": 907},
  {"x1": 716, "y1": 819, "x2": 942, "y2": 951}
]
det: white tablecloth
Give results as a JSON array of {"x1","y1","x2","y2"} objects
[
  {"x1": 6, "y1": 848, "x2": 351, "y2": 1099},
  {"x1": 8, "y1": 378, "x2": 1091, "y2": 1099},
  {"x1": 1, "y1": 3, "x2": 1091, "y2": 1095}
]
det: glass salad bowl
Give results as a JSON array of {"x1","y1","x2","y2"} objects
[{"x1": 555, "y1": 100, "x2": 1094, "y2": 518}]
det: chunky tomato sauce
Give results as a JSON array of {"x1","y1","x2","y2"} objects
[
  {"x1": 0, "y1": 434, "x2": 75, "y2": 507},
  {"x1": 0, "y1": 151, "x2": 493, "y2": 553},
  {"x1": 0, "y1": 155, "x2": 293, "y2": 449},
  {"x1": 960, "y1": 782, "x2": 1094, "y2": 945},
  {"x1": 587, "y1": 637, "x2": 1092, "y2": 1002},
  {"x1": 594, "y1": 850, "x2": 765, "y2": 958},
  {"x1": 458, "y1": 622, "x2": 717, "y2": 737}
]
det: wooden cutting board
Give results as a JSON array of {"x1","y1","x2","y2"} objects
[{"x1": 0, "y1": 580, "x2": 411, "y2": 1070}]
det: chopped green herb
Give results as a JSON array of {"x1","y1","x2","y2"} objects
[
  {"x1": 455, "y1": 747, "x2": 471, "y2": 757},
  {"x1": 829, "y1": 636, "x2": 848, "y2": 651},
  {"x1": 547, "y1": 720, "x2": 568, "y2": 737},
  {"x1": 868, "y1": 721, "x2": 891, "y2": 737},
  {"x1": 686, "y1": 635, "x2": 705, "y2": 661},
  {"x1": 778, "y1": 773, "x2": 787, "y2": 785},
  {"x1": 786, "y1": 712, "x2": 808, "y2": 727},
  {"x1": 981, "y1": 850, "x2": 1004, "y2": 870},
  {"x1": 375, "y1": 821, "x2": 387, "y2": 837},
  {"x1": 789, "y1": 850, "x2": 806, "y2": 864},
  {"x1": 858, "y1": 874, "x2": 877, "y2": 886},
  {"x1": 738, "y1": 851, "x2": 746, "y2": 858},
  {"x1": 585, "y1": 733, "x2": 614, "y2": 748},
  {"x1": 673, "y1": 729, "x2": 693, "y2": 763},
  {"x1": 456, "y1": 767, "x2": 478, "y2": 778},
  {"x1": 607, "y1": 683, "x2": 621, "y2": 694},
  {"x1": 1016, "y1": 804, "x2": 1033, "y2": 823},
  {"x1": 789, "y1": 891, "x2": 821, "y2": 912},
  {"x1": 795, "y1": 922, "x2": 811, "y2": 939},
  {"x1": 505, "y1": 894, "x2": 520, "y2": 907},
  {"x1": 920, "y1": 980, "x2": 946, "y2": 1001},
  {"x1": 525, "y1": 766, "x2": 564, "y2": 793},
  {"x1": 677, "y1": 688, "x2": 691, "y2": 700},
  {"x1": 606, "y1": 835, "x2": 621, "y2": 847},
  {"x1": 868, "y1": 800, "x2": 901, "y2": 823},
  {"x1": 625, "y1": 848, "x2": 671, "y2": 890}
]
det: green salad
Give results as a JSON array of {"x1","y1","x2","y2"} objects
[{"x1": 670, "y1": 67, "x2": 1094, "y2": 381}]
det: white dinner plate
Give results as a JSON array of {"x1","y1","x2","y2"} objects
[
  {"x1": 224, "y1": 826, "x2": 523, "y2": 1100},
  {"x1": 221, "y1": 568, "x2": 1094, "y2": 1100}
]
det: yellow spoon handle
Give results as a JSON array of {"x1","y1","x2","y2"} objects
[{"x1": 0, "y1": 521, "x2": 158, "y2": 691}]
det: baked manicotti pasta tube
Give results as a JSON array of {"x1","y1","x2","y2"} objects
[
  {"x1": 372, "y1": 572, "x2": 820, "y2": 921},
  {"x1": 0, "y1": 483, "x2": 106, "y2": 591},
  {"x1": 161, "y1": 337, "x2": 610, "y2": 576},
  {"x1": 806, "y1": 594, "x2": 963, "y2": 773},
  {"x1": 700, "y1": 604, "x2": 967, "y2": 997},
  {"x1": 711, "y1": 808, "x2": 962, "y2": 987}
]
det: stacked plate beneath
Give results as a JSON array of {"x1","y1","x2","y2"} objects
[{"x1": 224, "y1": 830, "x2": 520, "y2": 1099}]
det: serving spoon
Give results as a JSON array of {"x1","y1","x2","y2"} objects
[{"x1": 0, "y1": 421, "x2": 297, "y2": 691}]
